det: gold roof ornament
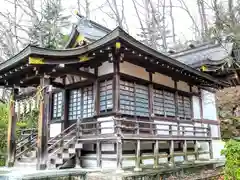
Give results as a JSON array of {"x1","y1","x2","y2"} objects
[
  {"x1": 200, "y1": 65, "x2": 207, "y2": 72},
  {"x1": 115, "y1": 42, "x2": 121, "y2": 49},
  {"x1": 74, "y1": 9, "x2": 78, "y2": 15},
  {"x1": 28, "y1": 57, "x2": 44, "y2": 65},
  {"x1": 76, "y1": 35, "x2": 85, "y2": 43},
  {"x1": 79, "y1": 55, "x2": 93, "y2": 62}
]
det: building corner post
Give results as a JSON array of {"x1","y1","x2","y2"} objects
[
  {"x1": 134, "y1": 140, "x2": 142, "y2": 172},
  {"x1": 6, "y1": 88, "x2": 18, "y2": 167},
  {"x1": 37, "y1": 77, "x2": 51, "y2": 170},
  {"x1": 153, "y1": 140, "x2": 159, "y2": 168}
]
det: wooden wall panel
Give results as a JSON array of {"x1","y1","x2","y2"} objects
[
  {"x1": 98, "y1": 62, "x2": 113, "y2": 76},
  {"x1": 152, "y1": 73, "x2": 174, "y2": 88},
  {"x1": 120, "y1": 61, "x2": 149, "y2": 81},
  {"x1": 177, "y1": 81, "x2": 190, "y2": 92}
]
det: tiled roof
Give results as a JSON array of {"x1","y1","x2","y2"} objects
[{"x1": 171, "y1": 42, "x2": 233, "y2": 68}]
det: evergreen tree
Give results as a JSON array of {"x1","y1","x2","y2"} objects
[{"x1": 29, "y1": 0, "x2": 70, "y2": 49}]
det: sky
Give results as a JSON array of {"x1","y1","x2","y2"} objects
[
  {"x1": 61, "y1": 0, "x2": 215, "y2": 43},
  {"x1": 0, "y1": 0, "x2": 221, "y2": 48}
]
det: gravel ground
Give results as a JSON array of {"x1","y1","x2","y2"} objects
[
  {"x1": 87, "y1": 168, "x2": 223, "y2": 180},
  {"x1": 165, "y1": 169, "x2": 223, "y2": 180}
]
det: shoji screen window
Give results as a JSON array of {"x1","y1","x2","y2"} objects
[
  {"x1": 120, "y1": 80, "x2": 149, "y2": 117},
  {"x1": 153, "y1": 89, "x2": 176, "y2": 117},
  {"x1": 178, "y1": 95, "x2": 192, "y2": 120},
  {"x1": 68, "y1": 85, "x2": 94, "y2": 120},
  {"x1": 99, "y1": 80, "x2": 113, "y2": 112},
  {"x1": 52, "y1": 92, "x2": 63, "y2": 119}
]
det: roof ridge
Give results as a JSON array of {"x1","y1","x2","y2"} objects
[
  {"x1": 76, "y1": 14, "x2": 111, "y2": 33},
  {"x1": 171, "y1": 42, "x2": 219, "y2": 57}
]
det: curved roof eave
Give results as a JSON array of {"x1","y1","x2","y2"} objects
[
  {"x1": 0, "y1": 27, "x2": 121, "y2": 72},
  {"x1": 0, "y1": 26, "x2": 230, "y2": 87},
  {"x1": 117, "y1": 29, "x2": 230, "y2": 87},
  {"x1": 64, "y1": 17, "x2": 111, "y2": 49},
  {"x1": 64, "y1": 24, "x2": 79, "y2": 49}
]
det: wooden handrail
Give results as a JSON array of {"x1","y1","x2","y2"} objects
[
  {"x1": 48, "y1": 136, "x2": 75, "y2": 158},
  {"x1": 16, "y1": 132, "x2": 37, "y2": 144},
  {"x1": 76, "y1": 117, "x2": 211, "y2": 138},
  {"x1": 16, "y1": 134, "x2": 37, "y2": 151},
  {"x1": 114, "y1": 118, "x2": 209, "y2": 129},
  {"x1": 47, "y1": 128, "x2": 76, "y2": 152},
  {"x1": 16, "y1": 140, "x2": 37, "y2": 158},
  {"x1": 48, "y1": 123, "x2": 76, "y2": 143}
]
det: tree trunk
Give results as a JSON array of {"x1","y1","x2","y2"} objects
[
  {"x1": 161, "y1": 0, "x2": 167, "y2": 50},
  {"x1": 197, "y1": 0, "x2": 205, "y2": 40},
  {"x1": 132, "y1": 0, "x2": 147, "y2": 41},
  {"x1": 85, "y1": 0, "x2": 90, "y2": 19},
  {"x1": 199, "y1": 0, "x2": 208, "y2": 40},
  {"x1": 106, "y1": 0, "x2": 123, "y2": 28},
  {"x1": 213, "y1": 0, "x2": 223, "y2": 32},
  {"x1": 228, "y1": 0, "x2": 235, "y2": 26},
  {"x1": 169, "y1": 0, "x2": 176, "y2": 44},
  {"x1": 178, "y1": 0, "x2": 200, "y2": 39},
  {"x1": 77, "y1": 0, "x2": 81, "y2": 14},
  {"x1": 145, "y1": 0, "x2": 151, "y2": 46}
]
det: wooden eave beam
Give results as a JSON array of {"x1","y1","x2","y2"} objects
[
  {"x1": 50, "y1": 81, "x2": 65, "y2": 89},
  {"x1": 55, "y1": 67, "x2": 97, "y2": 80},
  {"x1": 123, "y1": 53, "x2": 229, "y2": 88}
]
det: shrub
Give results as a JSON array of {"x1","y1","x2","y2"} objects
[{"x1": 221, "y1": 139, "x2": 240, "y2": 179}]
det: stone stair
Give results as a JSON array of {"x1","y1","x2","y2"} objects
[{"x1": 15, "y1": 122, "x2": 83, "y2": 169}]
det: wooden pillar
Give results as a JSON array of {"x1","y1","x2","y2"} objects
[
  {"x1": 134, "y1": 140, "x2": 142, "y2": 171},
  {"x1": 198, "y1": 88, "x2": 204, "y2": 123},
  {"x1": 169, "y1": 140, "x2": 175, "y2": 166},
  {"x1": 189, "y1": 85, "x2": 194, "y2": 120},
  {"x1": 183, "y1": 140, "x2": 188, "y2": 163},
  {"x1": 116, "y1": 139, "x2": 123, "y2": 171},
  {"x1": 59, "y1": 76, "x2": 66, "y2": 130},
  {"x1": 174, "y1": 81, "x2": 180, "y2": 136},
  {"x1": 37, "y1": 77, "x2": 51, "y2": 170},
  {"x1": 153, "y1": 140, "x2": 159, "y2": 168},
  {"x1": 62, "y1": 89, "x2": 69, "y2": 130},
  {"x1": 94, "y1": 68, "x2": 99, "y2": 116},
  {"x1": 113, "y1": 50, "x2": 120, "y2": 113},
  {"x1": 96, "y1": 141, "x2": 101, "y2": 168},
  {"x1": 194, "y1": 140, "x2": 199, "y2": 161},
  {"x1": 174, "y1": 81, "x2": 179, "y2": 119},
  {"x1": 209, "y1": 140, "x2": 213, "y2": 159},
  {"x1": 6, "y1": 88, "x2": 18, "y2": 167},
  {"x1": 148, "y1": 72, "x2": 154, "y2": 134},
  {"x1": 75, "y1": 118, "x2": 82, "y2": 168},
  {"x1": 148, "y1": 72, "x2": 153, "y2": 116}
]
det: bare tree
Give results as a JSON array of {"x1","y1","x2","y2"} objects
[
  {"x1": 85, "y1": 0, "x2": 90, "y2": 19},
  {"x1": 197, "y1": 0, "x2": 209, "y2": 40},
  {"x1": 176, "y1": 0, "x2": 201, "y2": 39},
  {"x1": 169, "y1": 0, "x2": 176, "y2": 43},
  {"x1": 228, "y1": 0, "x2": 236, "y2": 26},
  {"x1": 105, "y1": 0, "x2": 129, "y2": 31}
]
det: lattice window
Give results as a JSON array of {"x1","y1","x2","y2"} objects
[
  {"x1": 153, "y1": 89, "x2": 175, "y2": 117},
  {"x1": 178, "y1": 95, "x2": 192, "y2": 120},
  {"x1": 68, "y1": 85, "x2": 94, "y2": 120},
  {"x1": 120, "y1": 80, "x2": 149, "y2": 117},
  {"x1": 69, "y1": 89, "x2": 81, "y2": 120},
  {"x1": 100, "y1": 80, "x2": 113, "y2": 112},
  {"x1": 82, "y1": 86, "x2": 94, "y2": 118},
  {"x1": 120, "y1": 81, "x2": 135, "y2": 115},
  {"x1": 153, "y1": 89, "x2": 164, "y2": 115},
  {"x1": 52, "y1": 92, "x2": 63, "y2": 119},
  {"x1": 164, "y1": 91, "x2": 176, "y2": 117},
  {"x1": 135, "y1": 84, "x2": 149, "y2": 116}
]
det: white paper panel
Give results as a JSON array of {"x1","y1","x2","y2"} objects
[
  {"x1": 50, "y1": 123, "x2": 61, "y2": 137},
  {"x1": 202, "y1": 90, "x2": 217, "y2": 120},
  {"x1": 192, "y1": 96, "x2": 201, "y2": 119}
]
